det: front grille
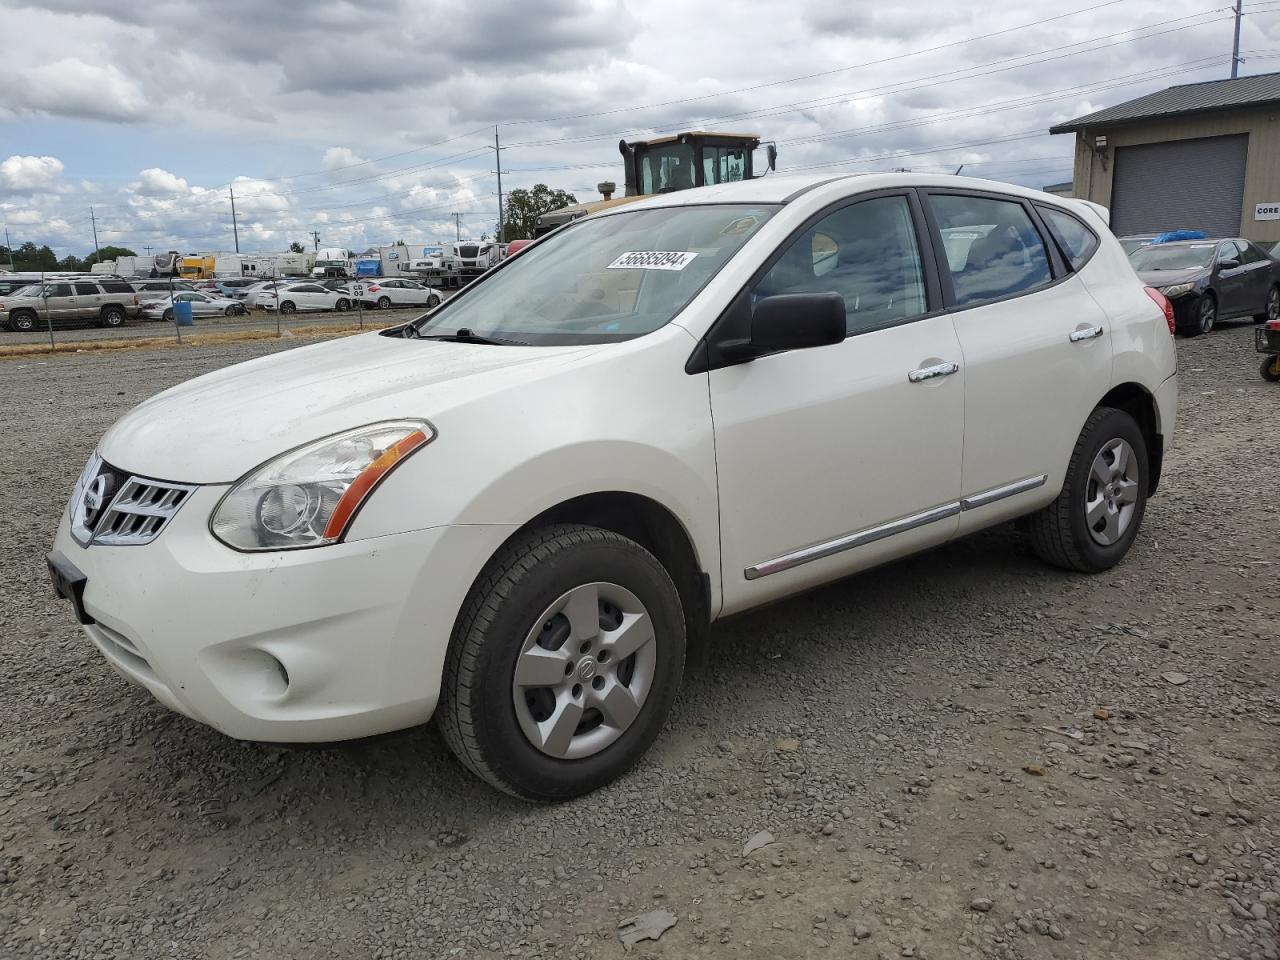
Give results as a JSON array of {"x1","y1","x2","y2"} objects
[
  {"x1": 71, "y1": 454, "x2": 196, "y2": 547},
  {"x1": 458, "y1": 245, "x2": 479, "y2": 258}
]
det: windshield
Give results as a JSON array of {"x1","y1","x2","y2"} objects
[
  {"x1": 640, "y1": 144, "x2": 697, "y2": 194},
  {"x1": 410, "y1": 203, "x2": 778, "y2": 345},
  {"x1": 1130, "y1": 243, "x2": 1216, "y2": 271}
]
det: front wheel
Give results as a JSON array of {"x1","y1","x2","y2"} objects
[
  {"x1": 437, "y1": 524, "x2": 686, "y2": 801},
  {"x1": 1028, "y1": 407, "x2": 1149, "y2": 573},
  {"x1": 335, "y1": 298, "x2": 350, "y2": 312},
  {"x1": 1254, "y1": 285, "x2": 1280, "y2": 324},
  {"x1": 426, "y1": 293, "x2": 441, "y2": 308},
  {"x1": 1262, "y1": 355, "x2": 1280, "y2": 382},
  {"x1": 280, "y1": 301, "x2": 296, "y2": 315},
  {"x1": 1183, "y1": 294, "x2": 1215, "y2": 337},
  {"x1": 224, "y1": 306, "x2": 237, "y2": 316},
  {"x1": 8, "y1": 310, "x2": 38, "y2": 332}
]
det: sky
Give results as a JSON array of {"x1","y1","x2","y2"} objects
[{"x1": 1, "y1": 0, "x2": 1278, "y2": 259}]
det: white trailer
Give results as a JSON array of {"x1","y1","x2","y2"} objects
[{"x1": 449, "y1": 239, "x2": 503, "y2": 277}]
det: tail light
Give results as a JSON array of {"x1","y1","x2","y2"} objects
[
  {"x1": 368, "y1": 285, "x2": 381, "y2": 292},
  {"x1": 1268, "y1": 319, "x2": 1280, "y2": 331},
  {"x1": 1144, "y1": 287, "x2": 1175, "y2": 335},
  {"x1": 132, "y1": 295, "x2": 139, "y2": 305}
]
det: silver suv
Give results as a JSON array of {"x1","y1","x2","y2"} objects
[{"x1": 0, "y1": 277, "x2": 142, "y2": 332}]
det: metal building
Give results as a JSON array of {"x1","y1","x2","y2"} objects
[{"x1": 1050, "y1": 72, "x2": 1280, "y2": 243}]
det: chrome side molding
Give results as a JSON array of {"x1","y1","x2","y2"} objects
[{"x1": 744, "y1": 474, "x2": 1048, "y2": 580}]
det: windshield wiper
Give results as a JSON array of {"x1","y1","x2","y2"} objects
[{"x1": 415, "y1": 327, "x2": 526, "y2": 345}]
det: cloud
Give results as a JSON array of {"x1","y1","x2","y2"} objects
[
  {"x1": 0, "y1": 155, "x2": 65, "y2": 192},
  {"x1": 321, "y1": 147, "x2": 368, "y2": 171},
  {"x1": 3, "y1": 59, "x2": 147, "y2": 122},
  {"x1": 136, "y1": 168, "x2": 190, "y2": 196}
]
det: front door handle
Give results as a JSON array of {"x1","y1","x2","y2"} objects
[
  {"x1": 908, "y1": 360, "x2": 960, "y2": 383},
  {"x1": 1069, "y1": 325, "x2": 1105, "y2": 342}
]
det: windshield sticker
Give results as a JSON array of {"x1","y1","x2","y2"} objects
[{"x1": 607, "y1": 251, "x2": 699, "y2": 271}]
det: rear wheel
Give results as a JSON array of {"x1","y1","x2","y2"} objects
[
  {"x1": 1028, "y1": 406, "x2": 1149, "y2": 573},
  {"x1": 7, "y1": 310, "x2": 38, "y2": 332},
  {"x1": 99, "y1": 305, "x2": 126, "y2": 328},
  {"x1": 438, "y1": 524, "x2": 686, "y2": 800},
  {"x1": 1262, "y1": 355, "x2": 1280, "y2": 382},
  {"x1": 377, "y1": 296, "x2": 391, "y2": 310},
  {"x1": 1254, "y1": 285, "x2": 1280, "y2": 324}
]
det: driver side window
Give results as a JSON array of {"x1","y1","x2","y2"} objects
[{"x1": 753, "y1": 195, "x2": 928, "y2": 336}]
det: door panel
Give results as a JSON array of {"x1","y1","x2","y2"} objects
[{"x1": 1215, "y1": 242, "x2": 1248, "y2": 316}]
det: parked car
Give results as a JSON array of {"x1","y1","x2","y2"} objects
[
  {"x1": 1, "y1": 277, "x2": 140, "y2": 332},
  {"x1": 1118, "y1": 234, "x2": 1157, "y2": 256},
  {"x1": 212, "y1": 278, "x2": 260, "y2": 297},
  {"x1": 129, "y1": 279, "x2": 198, "y2": 303},
  {"x1": 1130, "y1": 238, "x2": 1280, "y2": 336},
  {"x1": 139, "y1": 291, "x2": 247, "y2": 322},
  {"x1": 47, "y1": 173, "x2": 1177, "y2": 799},
  {"x1": 352, "y1": 277, "x2": 442, "y2": 309},
  {"x1": 258, "y1": 281, "x2": 352, "y2": 313}
]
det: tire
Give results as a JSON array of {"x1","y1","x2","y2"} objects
[
  {"x1": 100, "y1": 306, "x2": 126, "y2": 328},
  {"x1": 1028, "y1": 406, "x2": 1149, "y2": 573},
  {"x1": 8, "y1": 310, "x2": 37, "y2": 333},
  {"x1": 163, "y1": 308, "x2": 174, "y2": 323},
  {"x1": 426, "y1": 294, "x2": 441, "y2": 308},
  {"x1": 438, "y1": 524, "x2": 686, "y2": 801},
  {"x1": 280, "y1": 301, "x2": 296, "y2": 315},
  {"x1": 377, "y1": 296, "x2": 391, "y2": 310},
  {"x1": 335, "y1": 298, "x2": 350, "y2": 312},
  {"x1": 1262, "y1": 355, "x2": 1280, "y2": 383},
  {"x1": 1182, "y1": 293, "x2": 1215, "y2": 337},
  {"x1": 224, "y1": 306, "x2": 237, "y2": 316},
  {"x1": 1254, "y1": 285, "x2": 1280, "y2": 324}
]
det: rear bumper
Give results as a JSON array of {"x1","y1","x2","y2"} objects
[{"x1": 1257, "y1": 327, "x2": 1280, "y2": 354}]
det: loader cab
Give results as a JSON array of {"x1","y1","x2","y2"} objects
[
  {"x1": 532, "y1": 131, "x2": 776, "y2": 237},
  {"x1": 620, "y1": 131, "x2": 773, "y2": 197}
]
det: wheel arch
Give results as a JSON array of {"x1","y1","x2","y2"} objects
[
  {"x1": 478, "y1": 491, "x2": 712, "y2": 650},
  {"x1": 1097, "y1": 381, "x2": 1163, "y2": 494}
]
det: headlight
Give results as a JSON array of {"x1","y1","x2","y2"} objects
[
  {"x1": 211, "y1": 420, "x2": 434, "y2": 551},
  {"x1": 1160, "y1": 282, "x2": 1195, "y2": 298}
]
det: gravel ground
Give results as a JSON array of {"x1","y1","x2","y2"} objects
[
  {"x1": 1, "y1": 306, "x2": 428, "y2": 346},
  {"x1": 1, "y1": 323, "x2": 1277, "y2": 960}
]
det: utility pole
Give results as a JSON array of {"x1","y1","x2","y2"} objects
[
  {"x1": 143, "y1": 245, "x2": 153, "y2": 257},
  {"x1": 1231, "y1": 0, "x2": 1243, "y2": 78},
  {"x1": 451, "y1": 213, "x2": 463, "y2": 242},
  {"x1": 229, "y1": 186, "x2": 241, "y2": 253},
  {"x1": 310, "y1": 231, "x2": 321, "y2": 251},
  {"x1": 89, "y1": 207, "x2": 102, "y2": 263},
  {"x1": 3, "y1": 227, "x2": 14, "y2": 270},
  {"x1": 494, "y1": 125, "x2": 505, "y2": 244}
]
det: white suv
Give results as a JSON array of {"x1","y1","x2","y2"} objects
[{"x1": 48, "y1": 174, "x2": 1177, "y2": 800}]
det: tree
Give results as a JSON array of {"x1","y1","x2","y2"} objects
[
  {"x1": 501, "y1": 184, "x2": 578, "y2": 242},
  {"x1": 84, "y1": 246, "x2": 137, "y2": 267},
  {"x1": 58, "y1": 254, "x2": 86, "y2": 272},
  {"x1": 289, "y1": 241, "x2": 305, "y2": 254},
  {"x1": 6, "y1": 242, "x2": 58, "y2": 271}
]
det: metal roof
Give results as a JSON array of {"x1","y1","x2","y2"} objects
[{"x1": 1049, "y1": 71, "x2": 1280, "y2": 133}]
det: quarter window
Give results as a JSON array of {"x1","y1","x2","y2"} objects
[
  {"x1": 1038, "y1": 206, "x2": 1099, "y2": 271},
  {"x1": 753, "y1": 195, "x2": 928, "y2": 336},
  {"x1": 930, "y1": 195, "x2": 1053, "y2": 306}
]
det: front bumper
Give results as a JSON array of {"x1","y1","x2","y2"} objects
[{"x1": 51, "y1": 485, "x2": 512, "y2": 743}]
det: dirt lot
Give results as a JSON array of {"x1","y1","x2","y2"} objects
[{"x1": 1, "y1": 324, "x2": 1277, "y2": 960}]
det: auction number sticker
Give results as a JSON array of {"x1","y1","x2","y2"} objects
[{"x1": 607, "y1": 251, "x2": 699, "y2": 271}]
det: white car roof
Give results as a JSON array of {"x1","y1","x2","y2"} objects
[{"x1": 609, "y1": 172, "x2": 1083, "y2": 212}]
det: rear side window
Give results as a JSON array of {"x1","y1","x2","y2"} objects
[
  {"x1": 1238, "y1": 241, "x2": 1267, "y2": 264},
  {"x1": 930, "y1": 194, "x2": 1053, "y2": 306},
  {"x1": 74, "y1": 282, "x2": 98, "y2": 295},
  {"x1": 753, "y1": 194, "x2": 928, "y2": 336},
  {"x1": 1038, "y1": 206, "x2": 1099, "y2": 271},
  {"x1": 100, "y1": 281, "x2": 132, "y2": 293}
]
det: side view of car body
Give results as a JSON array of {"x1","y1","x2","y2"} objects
[
  {"x1": 258, "y1": 282, "x2": 352, "y2": 313},
  {"x1": 49, "y1": 173, "x2": 1177, "y2": 800},
  {"x1": 352, "y1": 277, "x2": 442, "y2": 310},
  {"x1": 139, "y1": 291, "x2": 247, "y2": 321},
  {"x1": 1, "y1": 277, "x2": 141, "y2": 332},
  {"x1": 1131, "y1": 238, "x2": 1280, "y2": 336}
]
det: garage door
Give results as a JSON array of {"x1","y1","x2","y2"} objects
[{"x1": 1111, "y1": 134, "x2": 1248, "y2": 237}]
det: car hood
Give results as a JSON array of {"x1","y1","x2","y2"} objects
[
  {"x1": 1136, "y1": 266, "x2": 1207, "y2": 287},
  {"x1": 98, "y1": 331, "x2": 600, "y2": 482}
]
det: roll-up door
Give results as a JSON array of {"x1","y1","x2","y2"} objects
[{"x1": 1111, "y1": 134, "x2": 1248, "y2": 237}]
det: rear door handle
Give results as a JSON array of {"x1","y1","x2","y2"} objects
[
  {"x1": 1069, "y1": 325, "x2": 1104, "y2": 342},
  {"x1": 908, "y1": 360, "x2": 960, "y2": 383}
]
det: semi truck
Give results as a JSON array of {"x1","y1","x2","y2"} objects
[{"x1": 311, "y1": 247, "x2": 353, "y2": 279}]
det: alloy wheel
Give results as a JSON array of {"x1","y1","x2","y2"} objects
[
  {"x1": 1085, "y1": 438, "x2": 1140, "y2": 546},
  {"x1": 1198, "y1": 297, "x2": 1216, "y2": 334},
  {"x1": 1268, "y1": 288, "x2": 1279, "y2": 321},
  {"x1": 512, "y1": 581, "x2": 656, "y2": 760}
]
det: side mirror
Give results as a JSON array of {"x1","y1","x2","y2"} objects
[
  {"x1": 722, "y1": 293, "x2": 845, "y2": 359},
  {"x1": 1219, "y1": 259, "x2": 1240, "y2": 270}
]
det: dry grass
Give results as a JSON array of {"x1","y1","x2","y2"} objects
[{"x1": 0, "y1": 321, "x2": 397, "y2": 360}]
